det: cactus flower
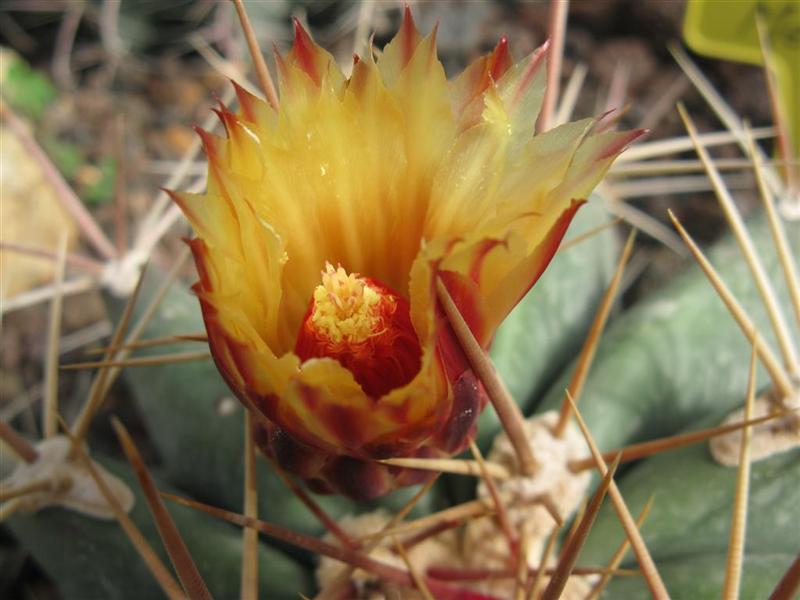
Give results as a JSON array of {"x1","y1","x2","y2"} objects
[{"x1": 171, "y1": 10, "x2": 642, "y2": 499}]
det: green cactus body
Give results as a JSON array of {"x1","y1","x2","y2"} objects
[{"x1": 6, "y1": 457, "x2": 312, "y2": 599}]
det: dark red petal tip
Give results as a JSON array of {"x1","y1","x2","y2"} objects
[
  {"x1": 489, "y1": 37, "x2": 512, "y2": 81},
  {"x1": 399, "y1": 5, "x2": 419, "y2": 63},
  {"x1": 193, "y1": 126, "x2": 214, "y2": 149},
  {"x1": 401, "y1": 4, "x2": 415, "y2": 29},
  {"x1": 291, "y1": 17, "x2": 311, "y2": 43},
  {"x1": 596, "y1": 128, "x2": 648, "y2": 161},
  {"x1": 290, "y1": 17, "x2": 320, "y2": 83}
]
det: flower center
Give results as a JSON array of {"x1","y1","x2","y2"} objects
[
  {"x1": 309, "y1": 264, "x2": 385, "y2": 344},
  {"x1": 295, "y1": 263, "x2": 422, "y2": 398}
]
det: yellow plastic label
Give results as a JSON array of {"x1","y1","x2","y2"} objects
[{"x1": 683, "y1": 0, "x2": 800, "y2": 156}]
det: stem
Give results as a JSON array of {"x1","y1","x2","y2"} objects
[
  {"x1": 0, "y1": 420, "x2": 38, "y2": 463},
  {"x1": 538, "y1": 0, "x2": 569, "y2": 133},
  {"x1": 231, "y1": 0, "x2": 279, "y2": 110}
]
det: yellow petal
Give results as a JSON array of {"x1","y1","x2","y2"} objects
[
  {"x1": 376, "y1": 6, "x2": 423, "y2": 86},
  {"x1": 425, "y1": 120, "x2": 510, "y2": 240},
  {"x1": 450, "y1": 37, "x2": 513, "y2": 130}
]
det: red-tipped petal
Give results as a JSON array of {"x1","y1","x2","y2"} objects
[
  {"x1": 510, "y1": 39, "x2": 550, "y2": 110},
  {"x1": 272, "y1": 43, "x2": 291, "y2": 93},
  {"x1": 451, "y1": 37, "x2": 514, "y2": 128},
  {"x1": 433, "y1": 369, "x2": 488, "y2": 454},
  {"x1": 212, "y1": 106, "x2": 237, "y2": 137},
  {"x1": 489, "y1": 37, "x2": 513, "y2": 81},
  {"x1": 399, "y1": 5, "x2": 420, "y2": 65},
  {"x1": 231, "y1": 80, "x2": 261, "y2": 123},
  {"x1": 186, "y1": 237, "x2": 214, "y2": 293},
  {"x1": 438, "y1": 240, "x2": 499, "y2": 347},
  {"x1": 290, "y1": 18, "x2": 320, "y2": 84},
  {"x1": 279, "y1": 21, "x2": 344, "y2": 94},
  {"x1": 377, "y1": 5, "x2": 424, "y2": 84},
  {"x1": 486, "y1": 199, "x2": 585, "y2": 325},
  {"x1": 193, "y1": 126, "x2": 223, "y2": 161},
  {"x1": 595, "y1": 127, "x2": 647, "y2": 161},
  {"x1": 165, "y1": 189, "x2": 201, "y2": 232}
]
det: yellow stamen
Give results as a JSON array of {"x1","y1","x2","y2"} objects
[{"x1": 310, "y1": 264, "x2": 388, "y2": 344}]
